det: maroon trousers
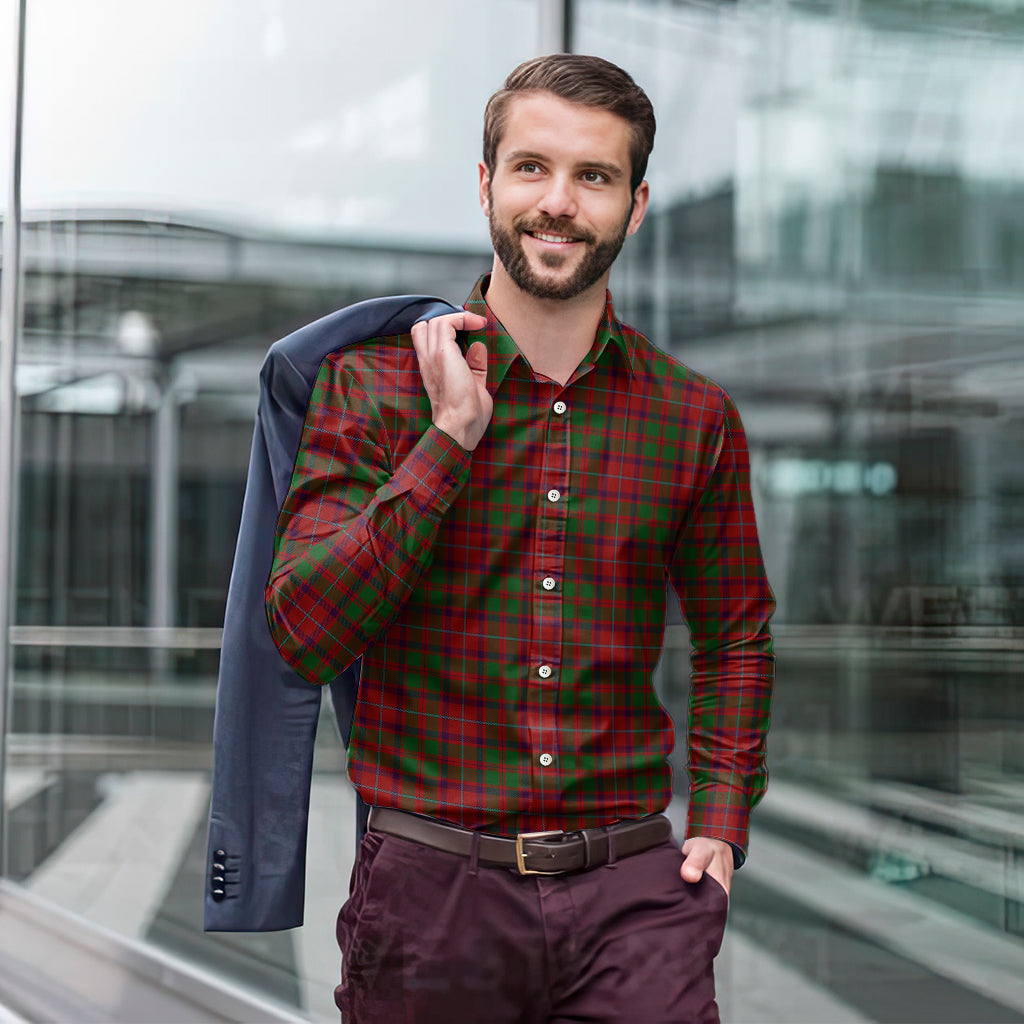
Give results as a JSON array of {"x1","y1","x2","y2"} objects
[{"x1": 335, "y1": 828, "x2": 729, "y2": 1023}]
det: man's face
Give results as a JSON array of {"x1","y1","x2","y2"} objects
[{"x1": 480, "y1": 92, "x2": 649, "y2": 302}]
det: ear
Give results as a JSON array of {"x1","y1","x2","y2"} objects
[
  {"x1": 478, "y1": 161, "x2": 492, "y2": 216},
  {"x1": 625, "y1": 180, "x2": 650, "y2": 237}
]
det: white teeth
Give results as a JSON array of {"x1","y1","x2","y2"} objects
[{"x1": 533, "y1": 232, "x2": 575, "y2": 244}]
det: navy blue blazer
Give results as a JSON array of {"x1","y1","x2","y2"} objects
[{"x1": 204, "y1": 295, "x2": 460, "y2": 932}]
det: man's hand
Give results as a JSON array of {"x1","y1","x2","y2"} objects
[
  {"x1": 680, "y1": 836, "x2": 734, "y2": 896},
  {"x1": 411, "y1": 311, "x2": 491, "y2": 451}
]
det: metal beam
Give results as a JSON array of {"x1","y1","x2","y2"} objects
[
  {"x1": 0, "y1": 0, "x2": 28, "y2": 880},
  {"x1": 148, "y1": 364, "x2": 179, "y2": 680},
  {"x1": 537, "y1": 0, "x2": 571, "y2": 52}
]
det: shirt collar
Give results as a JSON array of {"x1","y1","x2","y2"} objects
[{"x1": 461, "y1": 274, "x2": 635, "y2": 392}]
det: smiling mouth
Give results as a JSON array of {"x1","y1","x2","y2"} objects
[{"x1": 528, "y1": 231, "x2": 581, "y2": 244}]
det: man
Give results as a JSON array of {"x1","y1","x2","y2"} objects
[{"x1": 267, "y1": 54, "x2": 774, "y2": 1023}]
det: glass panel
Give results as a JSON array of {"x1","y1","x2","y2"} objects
[
  {"x1": 576, "y1": 0, "x2": 1024, "y2": 1020},
  {"x1": 0, "y1": 0, "x2": 19, "y2": 895},
  {"x1": 12, "y1": 1, "x2": 538, "y2": 1018},
  {"x1": 0, "y1": 2, "x2": 12, "y2": 216}
]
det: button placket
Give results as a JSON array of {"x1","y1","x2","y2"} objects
[{"x1": 526, "y1": 385, "x2": 570, "y2": 811}]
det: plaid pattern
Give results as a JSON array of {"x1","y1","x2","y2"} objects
[{"x1": 267, "y1": 276, "x2": 775, "y2": 853}]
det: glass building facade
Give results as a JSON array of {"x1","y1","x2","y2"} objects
[{"x1": 1, "y1": 1, "x2": 1023, "y2": 1020}]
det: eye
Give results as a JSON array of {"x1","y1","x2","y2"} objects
[
  {"x1": 582, "y1": 170, "x2": 608, "y2": 184},
  {"x1": 517, "y1": 162, "x2": 542, "y2": 175}
]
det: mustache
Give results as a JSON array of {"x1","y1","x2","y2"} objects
[{"x1": 513, "y1": 217, "x2": 595, "y2": 244}]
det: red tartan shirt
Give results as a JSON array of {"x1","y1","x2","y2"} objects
[{"x1": 267, "y1": 276, "x2": 775, "y2": 856}]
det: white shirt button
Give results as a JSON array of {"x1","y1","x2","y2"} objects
[
  {"x1": 542, "y1": 577, "x2": 556, "y2": 591},
  {"x1": 539, "y1": 752, "x2": 553, "y2": 766},
  {"x1": 538, "y1": 664, "x2": 552, "y2": 679},
  {"x1": 547, "y1": 489, "x2": 560, "y2": 503},
  {"x1": 553, "y1": 401, "x2": 567, "y2": 415}
]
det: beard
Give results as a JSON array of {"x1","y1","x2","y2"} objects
[{"x1": 488, "y1": 188, "x2": 631, "y2": 301}]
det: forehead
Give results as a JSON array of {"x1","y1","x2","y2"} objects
[{"x1": 497, "y1": 91, "x2": 632, "y2": 170}]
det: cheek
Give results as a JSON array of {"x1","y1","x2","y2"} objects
[{"x1": 492, "y1": 180, "x2": 544, "y2": 212}]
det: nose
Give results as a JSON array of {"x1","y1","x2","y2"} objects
[{"x1": 536, "y1": 174, "x2": 577, "y2": 220}]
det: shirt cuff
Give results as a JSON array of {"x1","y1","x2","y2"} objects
[{"x1": 686, "y1": 780, "x2": 755, "y2": 861}]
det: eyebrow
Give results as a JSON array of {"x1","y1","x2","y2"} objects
[{"x1": 503, "y1": 150, "x2": 626, "y2": 181}]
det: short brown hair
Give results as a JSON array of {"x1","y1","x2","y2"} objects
[{"x1": 483, "y1": 54, "x2": 656, "y2": 194}]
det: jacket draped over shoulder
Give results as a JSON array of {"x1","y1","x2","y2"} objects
[{"x1": 204, "y1": 295, "x2": 459, "y2": 932}]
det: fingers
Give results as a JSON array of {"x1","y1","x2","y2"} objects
[
  {"x1": 411, "y1": 310, "x2": 487, "y2": 345},
  {"x1": 411, "y1": 312, "x2": 478, "y2": 380},
  {"x1": 411, "y1": 312, "x2": 487, "y2": 373},
  {"x1": 680, "y1": 845, "x2": 712, "y2": 883},
  {"x1": 457, "y1": 311, "x2": 488, "y2": 331},
  {"x1": 410, "y1": 310, "x2": 493, "y2": 452}
]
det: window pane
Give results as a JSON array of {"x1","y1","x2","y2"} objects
[
  {"x1": 11, "y1": 2, "x2": 538, "y2": 1019},
  {"x1": 575, "y1": 1, "x2": 1024, "y2": 1020}
]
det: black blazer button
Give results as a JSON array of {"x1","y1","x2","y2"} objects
[
  {"x1": 214, "y1": 849, "x2": 226, "y2": 859},
  {"x1": 212, "y1": 862, "x2": 226, "y2": 874},
  {"x1": 212, "y1": 888, "x2": 226, "y2": 902}
]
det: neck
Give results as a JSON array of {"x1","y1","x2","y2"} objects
[{"x1": 484, "y1": 259, "x2": 608, "y2": 386}]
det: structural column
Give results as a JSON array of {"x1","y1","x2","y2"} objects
[
  {"x1": 149, "y1": 364, "x2": 180, "y2": 651},
  {"x1": 537, "y1": 0, "x2": 571, "y2": 53}
]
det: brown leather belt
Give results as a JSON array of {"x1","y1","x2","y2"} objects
[{"x1": 368, "y1": 807, "x2": 673, "y2": 875}]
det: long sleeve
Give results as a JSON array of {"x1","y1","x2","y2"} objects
[
  {"x1": 669, "y1": 390, "x2": 776, "y2": 858},
  {"x1": 266, "y1": 355, "x2": 471, "y2": 685}
]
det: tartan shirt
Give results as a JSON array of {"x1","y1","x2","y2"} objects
[{"x1": 266, "y1": 275, "x2": 775, "y2": 857}]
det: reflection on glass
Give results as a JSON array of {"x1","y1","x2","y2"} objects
[
  {"x1": 10, "y1": 1, "x2": 536, "y2": 1019},
  {"x1": 579, "y1": 0, "x2": 1024, "y2": 1021},
  {"x1": 8, "y1": 0, "x2": 1024, "y2": 1019},
  {"x1": 0, "y1": 0, "x2": 12, "y2": 216}
]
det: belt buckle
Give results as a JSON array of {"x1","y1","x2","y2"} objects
[{"x1": 515, "y1": 830, "x2": 566, "y2": 875}]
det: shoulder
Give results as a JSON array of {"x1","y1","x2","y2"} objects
[
  {"x1": 621, "y1": 321, "x2": 734, "y2": 426},
  {"x1": 271, "y1": 294, "x2": 458, "y2": 359},
  {"x1": 321, "y1": 329, "x2": 416, "y2": 391},
  {"x1": 263, "y1": 293, "x2": 458, "y2": 385}
]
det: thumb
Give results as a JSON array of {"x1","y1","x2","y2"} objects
[
  {"x1": 466, "y1": 340, "x2": 488, "y2": 378},
  {"x1": 680, "y1": 843, "x2": 710, "y2": 883}
]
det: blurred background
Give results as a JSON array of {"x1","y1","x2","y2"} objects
[{"x1": 1, "y1": 0, "x2": 1023, "y2": 1021}]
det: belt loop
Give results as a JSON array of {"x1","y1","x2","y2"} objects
[
  {"x1": 581, "y1": 829, "x2": 593, "y2": 870},
  {"x1": 468, "y1": 830, "x2": 480, "y2": 877},
  {"x1": 606, "y1": 827, "x2": 618, "y2": 869}
]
